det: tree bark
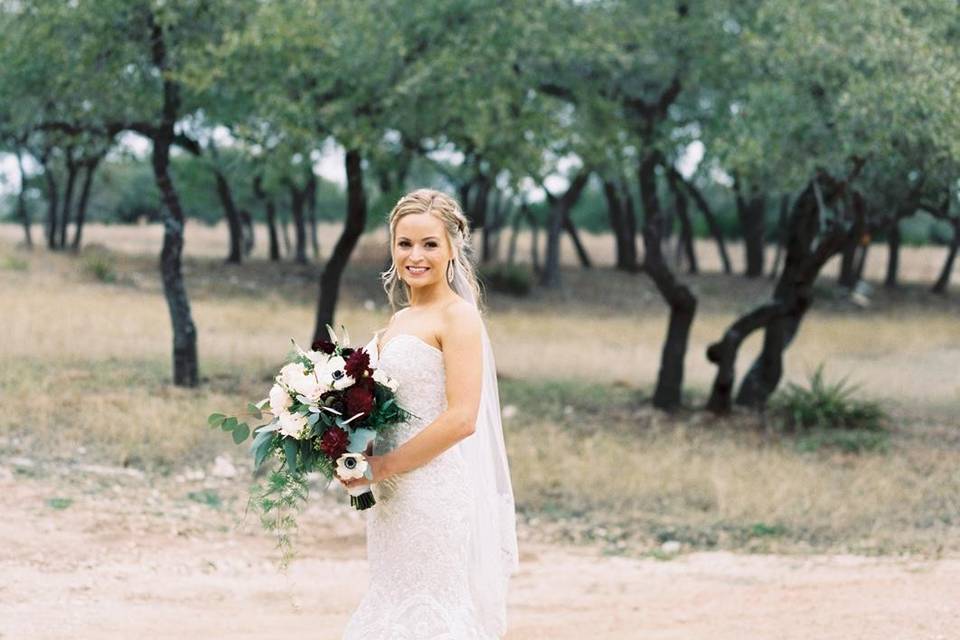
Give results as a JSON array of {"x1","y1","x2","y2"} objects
[
  {"x1": 41, "y1": 154, "x2": 59, "y2": 250},
  {"x1": 638, "y1": 151, "x2": 697, "y2": 410},
  {"x1": 768, "y1": 194, "x2": 789, "y2": 279},
  {"x1": 706, "y1": 172, "x2": 864, "y2": 413},
  {"x1": 15, "y1": 148, "x2": 33, "y2": 249},
  {"x1": 149, "y1": 13, "x2": 198, "y2": 387},
  {"x1": 240, "y1": 209, "x2": 254, "y2": 256},
  {"x1": 539, "y1": 169, "x2": 590, "y2": 288},
  {"x1": 213, "y1": 166, "x2": 243, "y2": 264},
  {"x1": 667, "y1": 168, "x2": 697, "y2": 274},
  {"x1": 312, "y1": 149, "x2": 367, "y2": 343},
  {"x1": 854, "y1": 242, "x2": 870, "y2": 281},
  {"x1": 506, "y1": 204, "x2": 523, "y2": 265},
  {"x1": 253, "y1": 175, "x2": 280, "y2": 261},
  {"x1": 288, "y1": 181, "x2": 309, "y2": 264},
  {"x1": 306, "y1": 171, "x2": 319, "y2": 260},
  {"x1": 280, "y1": 213, "x2": 292, "y2": 257},
  {"x1": 71, "y1": 156, "x2": 101, "y2": 251},
  {"x1": 603, "y1": 178, "x2": 639, "y2": 271},
  {"x1": 733, "y1": 175, "x2": 862, "y2": 409},
  {"x1": 884, "y1": 221, "x2": 901, "y2": 288},
  {"x1": 838, "y1": 246, "x2": 857, "y2": 288},
  {"x1": 562, "y1": 211, "x2": 592, "y2": 268},
  {"x1": 733, "y1": 175, "x2": 766, "y2": 278},
  {"x1": 58, "y1": 147, "x2": 79, "y2": 250},
  {"x1": 482, "y1": 188, "x2": 500, "y2": 263},
  {"x1": 932, "y1": 219, "x2": 959, "y2": 294},
  {"x1": 491, "y1": 200, "x2": 512, "y2": 263},
  {"x1": 523, "y1": 205, "x2": 541, "y2": 273},
  {"x1": 676, "y1": 171, "x2": 731, "y2": 274}
]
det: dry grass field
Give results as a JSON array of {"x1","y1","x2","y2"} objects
[{"x1": 2, "y1": 222, "x2": 959, "y2": 639}]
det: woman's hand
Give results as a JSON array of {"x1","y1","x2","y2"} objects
[{"x1": 338, "y1": 453, "x2": 391, "y2": 490}]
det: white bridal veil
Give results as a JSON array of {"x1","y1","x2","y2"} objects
[{"x1": 450, "y1": 263, "x2": 520, "y2": 638}]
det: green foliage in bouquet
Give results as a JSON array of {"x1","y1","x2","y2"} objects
[{"x1": 208, "y1": 327, "x2": 416, "y2": 567}]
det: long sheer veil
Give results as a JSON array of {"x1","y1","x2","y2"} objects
[{"x1": 450, "y1": 264, "x2": 520, "y2": 638}]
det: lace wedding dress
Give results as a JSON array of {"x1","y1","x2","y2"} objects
[{"x1": 342, "y1": 333, "x2": 500, "y2": 640}]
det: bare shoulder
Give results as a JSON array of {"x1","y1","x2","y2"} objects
[
  {"x1": 441, "y1": 299, "x2": 482, "y2": 330},
  {"x1": 439, "y1": 299, "x2": 482, "y2": 347}
]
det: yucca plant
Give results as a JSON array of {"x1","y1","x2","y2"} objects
[{"x1": 770, "y1": 364, "x2": 887, "y2": 432}]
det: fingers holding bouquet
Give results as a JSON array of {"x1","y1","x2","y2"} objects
[{"x1": 336, "y1": 443, "x2": 389, "y2": 490}]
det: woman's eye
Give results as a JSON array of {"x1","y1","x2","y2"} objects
[{"x1": 426, "y1": 242, "x2": 437, "y2": 248}]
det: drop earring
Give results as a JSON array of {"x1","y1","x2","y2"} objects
[{"x1": 447, "y1": 259, "x2": 455, "y2": 283}]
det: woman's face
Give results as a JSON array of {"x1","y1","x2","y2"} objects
[{"x1": 393, "y1": 212, "x2": 453, "y2": 289}]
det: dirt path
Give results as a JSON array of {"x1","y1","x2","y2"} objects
[{"x1": 1, "y1": 465, "x2": 958, "y2": 640}]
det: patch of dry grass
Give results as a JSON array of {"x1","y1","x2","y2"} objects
[{"x1": 2, "y1": 235, "x2": 959, "y2": 556}]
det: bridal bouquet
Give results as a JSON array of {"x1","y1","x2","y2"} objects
[{"x1": 207, "y1": 325, "x2": 414, "y2": 560}]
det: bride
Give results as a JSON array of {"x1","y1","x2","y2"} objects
[{"x1": 339, "y1": 189, "x2": 520, "y2": 639}]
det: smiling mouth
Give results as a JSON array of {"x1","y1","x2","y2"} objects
[{"x1": 406, "y1": 266, "x2": 429, "y2": 274}]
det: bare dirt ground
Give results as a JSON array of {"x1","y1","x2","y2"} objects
[{"x1": 2, "y1": 462, "x2": 958, "y2": 640}]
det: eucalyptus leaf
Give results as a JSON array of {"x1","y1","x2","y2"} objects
[
  {"x1": 348, "y1": 428, "x2": 377, "y2": 453},
  {"x1": 208, "y1": 413, "x2": 226, "y2": 427},
  {"x1": 282, "y1": 438, "x2": 299, "y2": 474},
  {"x1": 233, "y1": 422, "x2": 250, "y2": 444},
  {"x1": 251, "y1": 428, "x2": 276, "y2": 469}
]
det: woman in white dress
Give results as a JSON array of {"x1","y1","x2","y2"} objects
[{"x1": 340, "y1": 189, "x2": 520, "y2": 639}]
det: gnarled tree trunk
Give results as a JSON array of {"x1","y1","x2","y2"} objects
[
  {"x1": 312, "y1": 149, "x2": 367, "y2": 343},
  {"x1": 932, "y1": 219, "x2": 959, "y2": 295},
  {"x1": 71, "y1": 155, "x2": 101, "y2": 251},
  {"x1": 638, "y1": 151, "x2": 697, "y2": 410},
  {"x1": 675, "y1": 170, "x2": 731, "y2": 274},
  {"x1": 603, "y1": 177, "x2": 640, "y2": 272},
  {"x1": 253, "y1": 174, "x2": 280, "y2": 262},
  {"x1": 733, "y1": 175, "x2": 766, "y2": 278},
  {"x1": 539, "y1": 169, "x2": 590, "y2": 288},
  {"x1": 708, "y1": 171, "x2": 863, "y2": 411},
  {"x1": 15, "y1": 148, "x2": 33, "y2": 249}
]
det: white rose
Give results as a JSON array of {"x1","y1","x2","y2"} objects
[
  {"x1": 277, "y1": 411, "x2": 308, "y2": 439},
  {"x1": 268, "y1": 383, "x2": 292, "y2": 414},
  {"x1": 305, "y1": 349, "x2": 329, "y2": 368},
  {"x1": 373, "y1": 367, "x2": 399, "y2": 392},
  {"x1": 279, "y1": 362, "x2": 306, "y2": 389},
  {"x1": 282, "y1": 365, "x2": 324, "y2": 400}
]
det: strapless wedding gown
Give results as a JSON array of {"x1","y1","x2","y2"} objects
[{"x1": 342, "y1": 333, "x2": 498, "y2": 640}]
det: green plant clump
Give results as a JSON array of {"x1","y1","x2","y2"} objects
[
  {"x1": 770, "y1": 365, "x2": 887, "y2": 432},
  {"x1": 479, "y1": 264, "x2": 533, "y2": 296},
  {"x1": 82, "y1": 251, "x2": 117, "y2": 283},
  {"x1": 2, "y1": 255, "x2": 29, "y2": 271}
]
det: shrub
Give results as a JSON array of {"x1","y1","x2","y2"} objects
[
  {"x1": 479, "y1": 263, "x2": 533, "y2": 296},
  {"x1": 1, "y1": 255, "x2": 29, "y2": 271},
  {"x1": 770, "y1": 364, "x2": 887, "y2": 432},
  {"x1": 82, "y1": 250, "x2": 117, "y2": 283}
]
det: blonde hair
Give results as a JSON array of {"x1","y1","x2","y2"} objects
[{"x1": 380, "y1": 188, "x2": 485, "y2": 314}]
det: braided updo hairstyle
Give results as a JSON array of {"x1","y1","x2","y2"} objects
[{"x1": 380, "y1": 188, "x2": 485, "y2": 314}]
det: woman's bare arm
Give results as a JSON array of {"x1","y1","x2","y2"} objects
[{"x1": 379, "y1": 300, "x2": 483, "y2": 479}]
